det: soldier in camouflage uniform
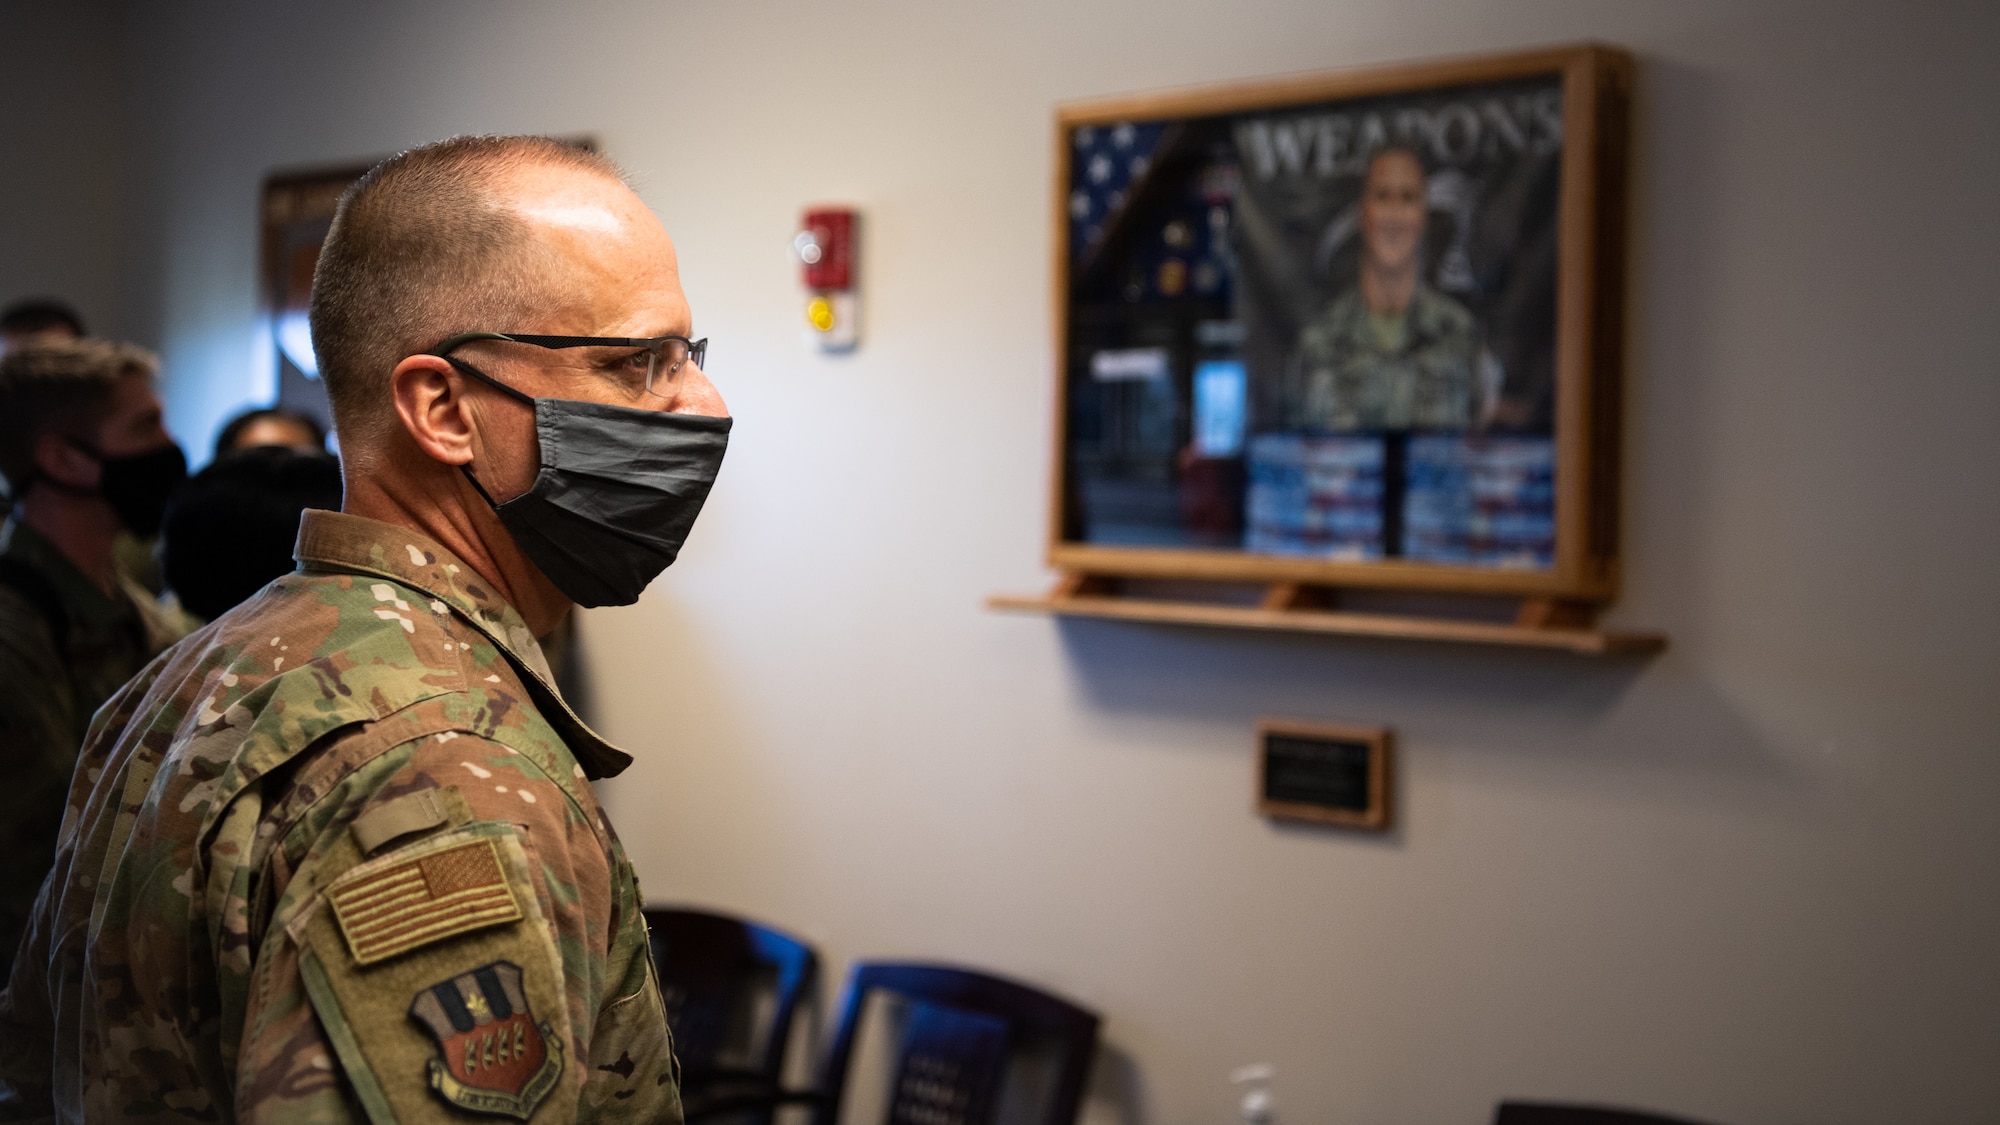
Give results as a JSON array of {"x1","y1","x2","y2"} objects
[
  {"x1": 0, "y1": 135, "x2": 731, "y2": 1122},
  {"x1": 0, "y1": 340, "x2": 194, "y2": 975},
  {"x1": 1294, "y1": 282, "x2": 1477, "y2": 431},
  {"x1": 1294, "y1": 145, "x2": 1478, "y2": 432}
]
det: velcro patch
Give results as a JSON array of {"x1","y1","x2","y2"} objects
[
  {"x1": 329, "y1": 837, "x2": 522, "y2": 964},
  {"x1": 350, "y1": 788, "x2": 451, "y2": 855}
]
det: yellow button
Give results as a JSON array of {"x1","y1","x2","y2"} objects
[{"x1": 807, "y1": 297, "x2": 835, "y2": 332}]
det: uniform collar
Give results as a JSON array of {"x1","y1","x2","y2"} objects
[{"x1": 292, "y1": 509, "x2": 633, "y2": 779}]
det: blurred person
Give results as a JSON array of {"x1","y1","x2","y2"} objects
[
  {"x1": 212, "y1": 404, "x2": 328, "y2": 457},
  {"x1": 150, "y1": 401, "x2": 326, "y2": 600},
  {"x1": 1295, "y1": 145, "x2": 1478, "y2": 431},
  {"x1": 0, "y1": 300, "x2": 186, "y2": 596},
  {"x1": 0, "y1": 135, "x2": 729, "y2": 1123},
  {"x1": 0, "y1": 339, "x2": 191, "y2": 975},
  {"x1": 160, "y1": 445, "x2": 343, "y2": 622},
  {"x1": 0, "y1": 298, "x2": 85, "y2": 357}
]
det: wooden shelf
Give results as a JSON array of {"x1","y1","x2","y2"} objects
[{"x1": 987, "y1": 577, "x2": 1665, "y2": 657}]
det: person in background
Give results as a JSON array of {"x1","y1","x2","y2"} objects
[
  {"x1": 212, "y1": 404, "x2": 328, "y2": 458},
  {"x1": 1294, "y1": 144, "x2": 1478, "y2": 432},
  {"x1": 159, "y1": 445, "x2": 342, "y2": 622},
  {"x1": 0, "y1": 134, "x2": 730, "y2": 1123},
  {"x1": 0, "y1": 339, "x2": 192, "y2": 975},
  {"x1": 0, "y1": 298, "x2": 85, "y2": 357},
  {"x1": 0, "y1": 301, "x2": 184, "y2": 595}
]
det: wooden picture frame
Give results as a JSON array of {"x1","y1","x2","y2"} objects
[
  {"x1": 1256, "y1": 719, "x2": 1392, "y2": 831},
  {"x1": 1047, "y1": 44, "x2": 1632, "y2": 605}
]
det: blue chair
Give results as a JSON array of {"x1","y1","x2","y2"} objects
[
  {"x1": 810, "y1": 961, "x2": 1100, "y2": 1125},
  {"x1": 685, "y1": 960, "x2": 1100, "y2": 1125},
  {"x1": 644, "y1": 907, "x2": 819, "y2": 1124}
]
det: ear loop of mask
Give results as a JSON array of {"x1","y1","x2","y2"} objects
[
  {"x1": 437, "y1": 354, "x2": 535, "y2": 511},
  {"x1": 21, "y1": 435, "x2": 111, "y2": 500}
]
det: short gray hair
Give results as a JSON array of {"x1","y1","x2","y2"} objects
[{"x1": 308, "y1": 135, "x2": 626, "y2": 454}]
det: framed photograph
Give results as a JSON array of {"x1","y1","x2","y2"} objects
[
  {"x1": 1051, "y1": 44, "x2": 1631, "y2": 600},
  {"x1": 1256, "y1": 719, "x2": 1392, "y2": 831}
]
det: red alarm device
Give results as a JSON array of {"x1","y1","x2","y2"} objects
[{"x1": 794, "y1": 206, "x2": 859, "y2": 351}]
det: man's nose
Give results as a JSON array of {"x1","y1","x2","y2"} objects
[{"x1": 669, "y1": 363, "x2": 729, "y2": 418}]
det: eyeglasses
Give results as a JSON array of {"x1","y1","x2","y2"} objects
[{"x1": 428, "y1": 331, "x2": 708, "y2": 399}]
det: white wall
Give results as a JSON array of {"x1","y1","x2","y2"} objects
[
  {"x1": 13, "y1": 0, "x2": 2000, "y2": 1121},
  {"x1": 0, "y1": 0, "x2": 131, "y2": 337}
]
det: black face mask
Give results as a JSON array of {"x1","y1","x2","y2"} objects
[
  {"x1": 448, "y1": 359, "x2": 731, "y2": 608},
  {"x1": 55, "y1": 440, "x2": 189, "y2": 538}
]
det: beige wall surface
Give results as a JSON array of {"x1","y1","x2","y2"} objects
[{"x1": 6, "y1": 0, "x2": 1998, "y2": 1121}]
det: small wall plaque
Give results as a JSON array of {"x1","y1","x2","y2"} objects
[{"x1": 1257, "y1": 720, "x2": 1392, "y2": 831}]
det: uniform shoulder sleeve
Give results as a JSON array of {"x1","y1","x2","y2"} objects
[
  {"x1": 407, "y1": 730, "x2": 680, "y2": 1122},
  {"x1": 235, "y1": 728, "x2": 636, "y2": 1125}
]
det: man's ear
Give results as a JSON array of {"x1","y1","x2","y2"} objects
[
  {"x1": 31, "y1": 430, "x2": 101, "y2": 489},
  {"x1": 390, "y1": 355, "x2": 477, "y2": 467}
]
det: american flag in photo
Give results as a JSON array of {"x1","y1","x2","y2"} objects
[{"x1": 1069, "y1": 120, "x2": 1167, "y2": 262}]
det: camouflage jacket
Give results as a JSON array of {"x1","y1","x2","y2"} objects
[
  {"x1": 0, "y1": 521, "x2": 187, "y2": 974},
  {"x1": 1295, "y1": 281, "x2": 1477, "y2": 431},
  {"x1": 0, "y1": 510, "x2": 679, "y2": 1124}
]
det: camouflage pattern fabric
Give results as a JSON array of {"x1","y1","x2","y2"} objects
[
  {"x1": 0, "y1": 520, "x2": 189, "y2": 976},
  {"x1": 0, "y1": 510, "x2": 679, "y2": 1123},
  {"x1": 1294, "y1": 281, "x2": 1478, "y2": 431}
]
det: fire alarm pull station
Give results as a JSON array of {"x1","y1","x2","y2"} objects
[{"x1": 794, "y1": 207, "x2": 858, "y2": 352}]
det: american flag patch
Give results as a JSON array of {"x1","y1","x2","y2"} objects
[{"x1": 328, "y1": 837, "x2": 522, "y2": 965}]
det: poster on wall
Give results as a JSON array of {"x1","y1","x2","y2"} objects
[{"x1": 1054, "y1": 45, "x2": 1630, "y2": 600}]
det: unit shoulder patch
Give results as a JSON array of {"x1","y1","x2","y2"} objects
[
  {"x1": 410, "y1": 960, "x2": 564, "y2": 1119},
  {"x1": 328, "y1": 835, "x2": 522, "y2": 964}
]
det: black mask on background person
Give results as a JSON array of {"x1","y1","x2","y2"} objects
[
  {"x1": 446, "y1": 358, "x2": 731, "y2": 608},
  {"x1": 44, "y1": 439, "x2": 190, "y2": 538}
]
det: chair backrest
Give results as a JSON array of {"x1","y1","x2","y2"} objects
[
  {"x1": 1495, "y1": 1101, "x2": 1721, "y2": 1125},
  {"x1": 644, "y1": 907, "x2": 819, "y2": 1084},
  {"x1": 813, "y1": 962, "x2": 1100, "y2": 1125}
]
